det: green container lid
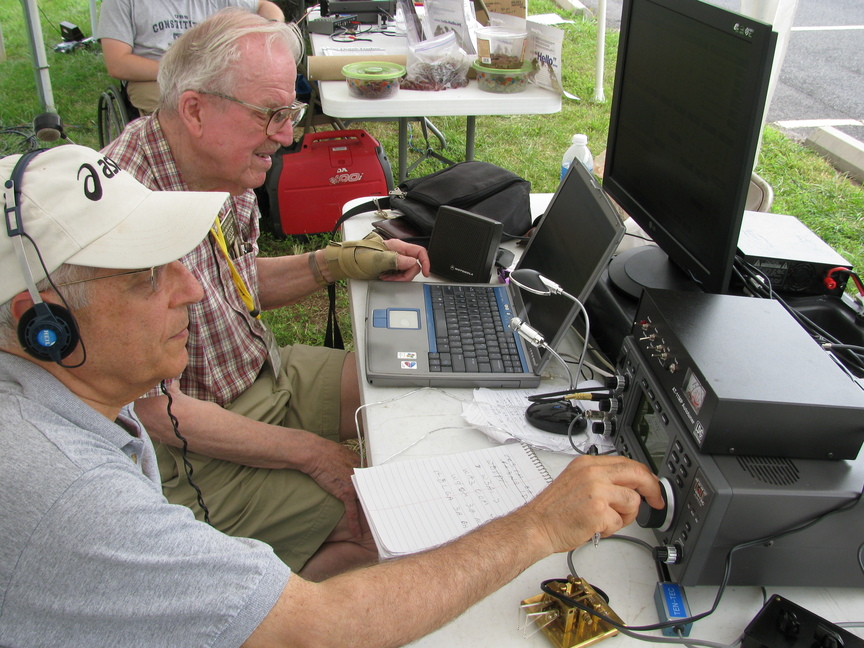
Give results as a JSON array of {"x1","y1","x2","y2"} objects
[{"x1": 342, "y1": 61, "x2": 406, "y2": 80}]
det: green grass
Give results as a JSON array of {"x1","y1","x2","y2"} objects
[
  {"x1": 759, "y1": 127, "x2": 864, "y2": 267},
  {"x1": 0, "y1": 0, "x2": 107, "y2": 149},
  {"x1": 2, "y1": 0, "x2": 862, "y2": 350}
]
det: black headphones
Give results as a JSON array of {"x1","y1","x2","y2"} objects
[{"x1": 4, "y1": 149, "x2": 81, "y2": 364}]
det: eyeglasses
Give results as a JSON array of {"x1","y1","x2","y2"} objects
[
  {"x1": 199, "y1": 91, "x2": 307, "y2": 135},
  {"x1": 57, "y1": 266, "x2": 165, "y2": 294}
]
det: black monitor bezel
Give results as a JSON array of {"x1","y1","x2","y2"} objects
[{"x1": 602, "y1": 0, "x2": 777, "y2": 295}]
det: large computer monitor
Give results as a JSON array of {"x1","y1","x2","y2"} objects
[{"x1": 602, "y1": 0, "x2": 777, "y2": 296}]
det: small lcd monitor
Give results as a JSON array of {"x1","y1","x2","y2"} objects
[{"x1": 602, "y1": 0, "x2": 777, "y2": 296}]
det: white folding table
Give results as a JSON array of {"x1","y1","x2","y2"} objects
[{"x1": 309, "y1": 28, "x2": 561, "y2": 180}]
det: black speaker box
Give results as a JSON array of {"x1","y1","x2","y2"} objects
[{"x1": 428, "y1": 206, "x2": 502, "y2": 283}]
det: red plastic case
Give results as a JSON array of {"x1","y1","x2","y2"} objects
[{"x1": 260, "y1": 129, "x2": 393, "y2": 237}]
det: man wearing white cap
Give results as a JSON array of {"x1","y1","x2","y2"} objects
[
  {"x1": 0, "y1": 145, "x2": 662, "y2": 646},
  {"x1": 0, "y1": 144, "x2": 284, "y2": 643}
]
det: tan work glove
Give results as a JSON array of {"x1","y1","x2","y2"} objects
[{"x1": 323, "y1": 232, "x2": 398, "y2": 281}]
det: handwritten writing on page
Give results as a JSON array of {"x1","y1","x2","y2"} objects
[{"x1": 352, "y1": 444, "x2": 551, "y2": 558}]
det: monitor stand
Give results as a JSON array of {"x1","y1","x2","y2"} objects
[
  {"x1": 608, "y1": 246, "x2": 701, "y2": 299},
  {"x1": 586, "y1": 246, "x2": 701, "y2": 360}
]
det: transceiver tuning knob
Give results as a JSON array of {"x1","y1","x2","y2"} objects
[{"x1": 636, "y1": 477, "x2": 675, "y2": 532}]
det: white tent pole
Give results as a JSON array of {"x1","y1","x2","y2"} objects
[
  {"x1": 592, "y1": 0, "x2": 606, "y2": 101},
  {"x1": 90, "y1": 0, "x2": 98, "y2": 39},
  {"x1": 739, "y1": 0, "x2": 800, "y2": 165},
  {"x1": 20, "y1": 0, "x2": 56, "y2": 113}
]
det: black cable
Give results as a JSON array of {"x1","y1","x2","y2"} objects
[
  {"x1": 37, "y1": 5, "x2": 62, "y2": 36},
  {"x1": 565, "y1": 357, "x2": 597, "y2": 382},
  {"x1": 733, "y1": 257, "x2": 864, "y2": 377},
  {"x1": 824, "y1": 343, "x2": 864, "y2": 353},
  {"x1": 0, "y1": 127, "x2": 39, "y2": 155},
  {"x1": 376, "y1": 7, "x2": 396, "y2": 23},
  {"x1": 566, "y1": 405, "x2": 589, "y2": 455},
  {"x1": 592, "y1": 583, "x2": 611, "y2": 604},
  {"x1": 160, "y1": 381, "x2": 212, "y2": 525},
  {"x1": 656, "y1": 557, "x2": 672, "y2": 583},
  {"x1": 858, "y1": 540, "x2": 864, "y2": 573},
  {"x1": 570, "y1": 534, "x2": 670, "y2": 583},
  {"x1": 625, "y1": 232, "x2": 655, "y2": 243},
  {"x1": 607, "y1": 533, "x2": 655, "y2": 553},
  {"x1": 732, "y1": 258, "x2": 774, "y2": 300},
  {"x1": 571, "y1": 535, "x2": 653, "y2": 571},
  {"x1": 406, "y1": 122, "x2": 427, "y2": 155},
  {"x1": 527, "y1": 386, "x2": 612, "y2": 403},
  {"x1": 541, "y1": 578, "x2": 724, "y2": 638},
  {"x1": 543, "y1": 399, "x2": 615, "y2": 456},
  {"x1": 25, "y1": 232, "x2": 87, "y2": 369}
]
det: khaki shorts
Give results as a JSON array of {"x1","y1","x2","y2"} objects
[
  {"x1": 154, "y1": 343, "x2": 350, "y2": 571},
  {"x1": 125, "y1": 80, "x2": 159, "y2": 115}
]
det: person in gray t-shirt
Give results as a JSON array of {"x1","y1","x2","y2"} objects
[{"x1": 97, "y1": 0, "x2": 284, "y2": 113}]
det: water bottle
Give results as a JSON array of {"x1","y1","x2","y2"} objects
[{"x1": 560, "y1": 134, "x2": 593, "y2": 181}]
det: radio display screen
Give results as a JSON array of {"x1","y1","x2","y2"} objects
[{"x1": 630, "y1": 389, "x2": 670, "y2": 474}]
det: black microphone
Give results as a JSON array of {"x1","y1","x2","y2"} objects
[{"x1": 33, "y1": 113, "x2": 74, "y2": 144}]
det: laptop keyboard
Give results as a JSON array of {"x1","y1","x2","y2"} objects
[{"x1": 426, "y1": 285, "x2": 526, "y2": 374}]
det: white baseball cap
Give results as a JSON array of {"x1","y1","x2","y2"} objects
[{"x1": 1, "y1": 145, "x2": 228, "y2": 304}]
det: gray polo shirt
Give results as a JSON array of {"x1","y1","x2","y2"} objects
[{"x1": 0, "y1": 353, "x2": 290, "y2": 647}]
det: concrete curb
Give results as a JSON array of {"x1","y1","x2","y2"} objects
[
  {"x1": 804, "y1": 127, "x2": 864, "y2": 184},
  {"x1": 552, "y1": 0, "x2": 593, "y2": 19}
]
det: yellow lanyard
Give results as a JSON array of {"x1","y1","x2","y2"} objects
[{"x1": 210, "y1": 217, "x2": 261, "y2": 319}]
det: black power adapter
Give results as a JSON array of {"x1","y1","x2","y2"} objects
[{"x1": 742, "y1": 595, "x2": 863, "y2": 648}]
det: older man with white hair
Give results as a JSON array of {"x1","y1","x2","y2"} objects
[{"x1": 103, "y1": 8, "x2": 432, "y2": 580}]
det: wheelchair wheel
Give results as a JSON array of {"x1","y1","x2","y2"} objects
[{"x1": 97, "y1": 86, "x2": 131, "y2": 148}]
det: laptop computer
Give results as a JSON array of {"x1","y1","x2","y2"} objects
[{"x1": 364, "y1": 162, "x2": 626, "y2": 388}]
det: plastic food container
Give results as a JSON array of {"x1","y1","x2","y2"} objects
[
  {"x1": 472, "y1": 60, "x2": 532, "y2": 94},
  {"x1": 475, "y1": 26, "x2": 528, "y2": 69},
  {"x1": 342, "y1": 61, "x2": 406, "y2": 99}
]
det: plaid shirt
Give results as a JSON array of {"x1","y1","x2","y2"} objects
[{"x1": 103, "y1": 116, "x2": 268, "y2": 404}]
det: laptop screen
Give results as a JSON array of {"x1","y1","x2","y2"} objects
[{"x1": 513, "y1": 163, "x2": 625, "y2": 367}]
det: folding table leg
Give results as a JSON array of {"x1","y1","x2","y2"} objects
[{"x1": 398, "y1": 118, "x2": 408, "y2": 181}]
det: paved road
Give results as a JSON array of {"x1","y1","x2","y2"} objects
[{"x1": 578, "y1": 0, "x2": 864, "y2": 143}]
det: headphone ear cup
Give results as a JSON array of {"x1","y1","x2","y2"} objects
[{"x1": 17, "y1": 302, "x2": 80, "y2": 362}]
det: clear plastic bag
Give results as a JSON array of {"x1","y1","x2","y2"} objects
[{"x1": 401, "y1": 31, "x2": 471, "y2": 91}]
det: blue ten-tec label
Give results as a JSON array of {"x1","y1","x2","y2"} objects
[
  {"x1": 654, "y1": 582, "x2": 692, "y2": 637},
  {"x1": 661, "y1": 583, "x2": 687, "y2": 618}
]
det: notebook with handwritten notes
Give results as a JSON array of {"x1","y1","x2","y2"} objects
[{"x1": 351, "y1": 443, "x2": 553, "y2": 558}]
